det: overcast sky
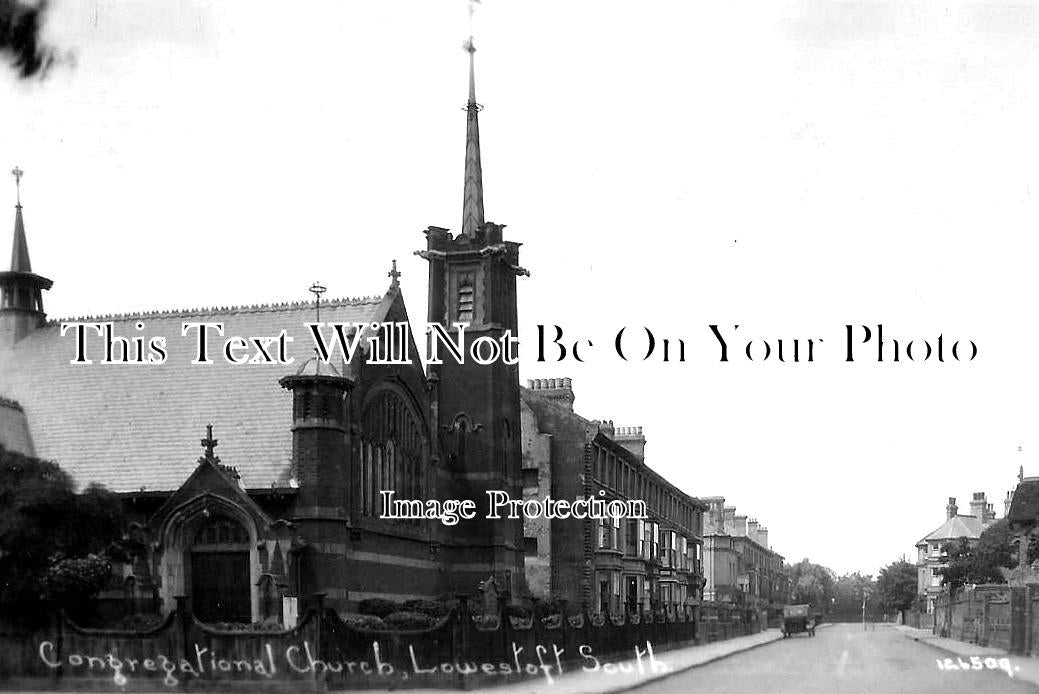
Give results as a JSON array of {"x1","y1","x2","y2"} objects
[{"x1": 2, "y1": 0, "x2": 1037, "y2": 576}]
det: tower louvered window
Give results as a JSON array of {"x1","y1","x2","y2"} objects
[
  {"x1": 457, "y1": 274, "x2": 475, "y2": 323},
  {"x1": 359, "y1": 390, "x2": 425, "y2": 523}
]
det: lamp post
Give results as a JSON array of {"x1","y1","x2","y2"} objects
[{"x1": 862, "y1": 586, "x2": 871, "y2": 630}]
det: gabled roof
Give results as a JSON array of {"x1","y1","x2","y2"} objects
[
  {"x1": 1008, "y1": 479, "x2": 1039, "y2": 525},
  {"x1": 0, "y1": 294, "x2": 390, "y2": 492},
  {"x1": 917, "y1": 514, "x2": 989, "y2": 545}
]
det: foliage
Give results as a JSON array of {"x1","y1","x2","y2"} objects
[
  {"x1": 402, "y1": 599, "x2": 451, "y2": 618},
  {"x1": 383, "y1": 610, "x2": 435, "y2": 629},
  {"x1": 207, "y1": 620, "x2": 289, "y2": 632},
  {"x1": 357, "y1": 598, "x2": 401, "y2": 618},
  {"x1": 502, "y1": 603, "x2": 532, "y2": 619},
  {"x1": 937, "y1": 520, "x2": 1038, "y2": 593},
  {"x1": 784, "y1": 559, "x2": 837, "y2": 609},
  {"x1": 832, "y1": 572, "x2": 879, "y2": 621},
  {"x1": 876, "y1": 559, "x2": 917, "y2": 616},
  {"x1": 39, "y1": 554, "x2": 112, "y2": 608},
  {"x1": 111, "y1": 613, "x2": 167, "y2": 631},
  {"x1": 532, "y1": 596, "x2": 568, "y2": 618},
  {"x1": 0, "y1": 447, "x2": 127, "y2": 624},
  {"x1": 341, "y1": 614, "x2": 387, "y2": 630}
]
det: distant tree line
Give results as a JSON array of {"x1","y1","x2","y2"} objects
[{"x1": 783, "y1": 557, "x2": 918, "y2": 621}]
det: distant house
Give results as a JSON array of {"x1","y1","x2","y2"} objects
[
  {"x1": 701, "y1": 497, "x2": 785, "y2": 607},
  {"x1": 916, "y1": 493, "x2": 997, "y2": 612},
  {"x1": 1004, "y1": 474, "x2": 1039, "y2": 574}
]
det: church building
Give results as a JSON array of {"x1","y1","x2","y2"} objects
[{"x1": 0, "y1": 40, "x2": 530, "y2": 623}]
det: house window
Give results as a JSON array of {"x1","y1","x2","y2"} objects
[
  {"x1": 602, "y1": 515, "x2": 618, "y2": 550},
  {"x1": 524, "y1": 536, "x2": 538, "y2": 556},
  {"x1": 626, "y1": 520, "x2": 638, "y2": 556}
]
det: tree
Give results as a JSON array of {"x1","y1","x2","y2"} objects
[
  {"x1": 937, "y1": 519, "x2": 1038, "y2": 592},
  {"x1": 0, "y1": 446, "x2": 126, "y2": 624},
  {"x1": 833, "y1": 572, "x2": 878, "y2": 621},
  {"x1": 784, "y1": 559, "x2": 837, "y2": 610},
  {"x1": 876, "y1": 559, "x2": 917, "y2": 619}
]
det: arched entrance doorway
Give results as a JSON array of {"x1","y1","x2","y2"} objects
[{"x1": 190, "y1": 515, "x2": 251, "y2": 623}]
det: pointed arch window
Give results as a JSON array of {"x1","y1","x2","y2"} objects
[
  {"x1": 359, "y1": 390, "x2": 426, "y2": 523},
  {"x1": 193, "y1": 516, "x2": 249, "y2": 547}
]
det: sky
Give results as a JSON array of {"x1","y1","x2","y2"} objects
[{"x1": 2, "y1": 0, "x2": 1037, "y2": 576}]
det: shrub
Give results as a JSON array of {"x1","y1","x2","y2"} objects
[
  {"x1": 402, "y1": 599, "x2": 451, "y2": 618},
  {"x1": 357, "y1": 598, "x2": 400, "y2": 618},
  {"x1": 39, "y1": 554, "x2": 111, "y2": 607},
  {"x1": 206, "y1": 621, "x2": 286, "y2": 632},
  {"x1": 115, "y1": 614, "x2": 166, "y2": 631},
  {"x1": 341, "y1": 614, "x2": 386, "y2": 630},
  {"x1": 503, "y1": 604, "x2": 531, "y2": 619},
  {"x1": 383, "y1": 611, "x2": 434, "y2": 629},
  {"x1": 533, "y1": 597, "x2": 567, "y2": 618}
]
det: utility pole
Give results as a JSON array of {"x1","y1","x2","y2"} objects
[{"x1": 862, "y1": 586, "x2": 871, "y2": 630}]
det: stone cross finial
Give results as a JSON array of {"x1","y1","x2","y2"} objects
[
  {"x1": 11, "y1": 167, "x2": 22, "y2": 206},
  {"x1": 388, "y1": 259, "x2": 401, "y2": 287},
  {"x1": 199, "y1": 423, "x2": 220, "y2": 464}
]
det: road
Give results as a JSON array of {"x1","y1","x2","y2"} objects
[{"x1": 641, "y1": 624, "x2": 1038, "y2": 694}]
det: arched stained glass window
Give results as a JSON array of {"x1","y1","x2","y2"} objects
[
  {"x1": 359, "y1": 390, "x2": 426, "y2": 522},
  {"x1": 193, "y1": 516, "x2": 249, "y2": 546}
]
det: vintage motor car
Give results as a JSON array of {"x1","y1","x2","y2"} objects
[{"x1": 781, "y1": 604, "x2": 816, "y2": 638}]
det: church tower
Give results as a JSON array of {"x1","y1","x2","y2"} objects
[
  {"x1": 0, "y1": 168, "x2": 52, "y2": 349},
  {"x1": 420, "y1": 38, "x2": 529, "y2": 595}
]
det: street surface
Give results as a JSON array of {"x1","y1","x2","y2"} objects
[{"x1": 642, "y1": 624, "x2": 1038, "y2": 694}]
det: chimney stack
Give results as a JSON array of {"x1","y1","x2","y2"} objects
[
  {"x1": 702, "y1": 496, "x2": 726, "y2": 533},
  {"x1": 970, "y1": 492, "x2": 987, "y2": 522},
  {"x1": 947, "y1": 497, "x2": 958, "y2": 520},
  {"x1": 613, "y1": 426, "x2": 646, "y2": 460},
  {"x1": 733, "y1": 514, "x2": 748, "y2": 537},
  {"x1": 526, "y1": 377, "x2": 575, "y2": 411},
  {"x1": 747, "y1": 518, "x2": 760, "y2": 543},
  {"x1": 723, "y1": 506, "x2": 736, "y2": 534}
]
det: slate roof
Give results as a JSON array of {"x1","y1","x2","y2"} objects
[
  {"x1": 0, "y1": 296, "x2": 386, "y2": 492},
  {"x1": 917, "y1": 514, "x2": 990, "y2": 545},
  {"x1": 1008, "y1": 479, "x2": 1039, "y2": 525}
]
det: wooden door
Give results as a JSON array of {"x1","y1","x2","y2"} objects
[{"x1": 191, "y1": 551, "x2": 250, "y2": 623}]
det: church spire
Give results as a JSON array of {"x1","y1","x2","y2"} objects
[
  {"x1": 460, "y1": 37, "x2": 485, "y2": 239},
  {"x1": 9, "y1": 167, "x2": 31, "y2": 273},
  {"x1": 1, "y1": 167, "x2": 52, "y2": 347}
]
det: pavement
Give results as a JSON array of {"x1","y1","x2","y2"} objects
[
  {"x1": 895, "y1": 624, "x2": 1039, "y2": 689},
  {"x1": 406, "y1": 628, "x2": 786, "y2": 694}
]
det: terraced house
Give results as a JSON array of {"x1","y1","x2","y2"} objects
[
  {"x1": 520, "y1": 379, "x2": 709, "y2": 615},
  {"x1": 701, "y1": 497, "x2": 785, "y2": 607}
]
